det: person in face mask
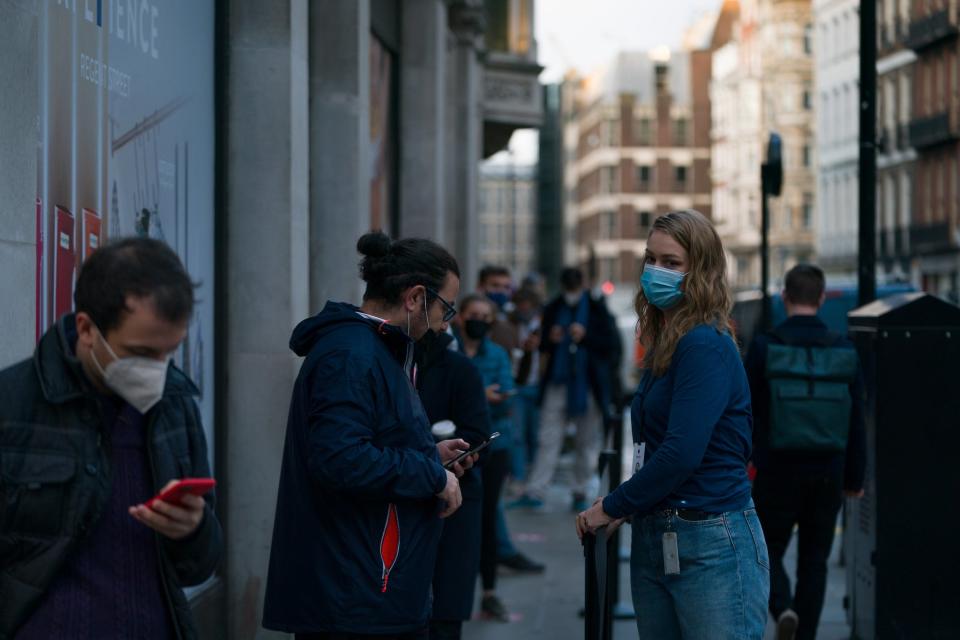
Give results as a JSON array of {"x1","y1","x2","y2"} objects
[
  {"x1": 476, "y1": 265, "x2": 521, "y2": 354},
  {"x1": 413, "y1": 308, "x2": 492, "y2": 640},
  {"x1": 576, "y1": 210, "x2": 770, "y2": 640},
  {"x1": 0, "y1": 237, "x2": 223, "y2": 640},
  {"x1": 451, "y1": 295, "x2": 519, "y2": 623},
  {"x1": 509, "y1": 267, "x2": 620, "y2": 513},
  {"x1": 264, "y1": 232, "x2": 474, "y2": 640},
  {"x1": 477, "y1": 265, "x2": 513, "y2": 314}
]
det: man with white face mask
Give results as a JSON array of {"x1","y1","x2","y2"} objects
[{"x1": 0, "y1": 237, "x2": 222, "y2": 639}]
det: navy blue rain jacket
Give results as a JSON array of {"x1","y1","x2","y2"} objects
[{"x1": 262, "y1": 302, "x2": 448, "y2": 635}]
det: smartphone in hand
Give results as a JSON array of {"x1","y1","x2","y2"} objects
[
  {"x1": 443, "y1": 433, "x2": 500, "y2": 469},
  {"x1": 145, "y1": 478, "x2": 216, "y2": 509}
]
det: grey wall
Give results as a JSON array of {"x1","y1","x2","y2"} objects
[
  {"x1": 223, "y1": 1, "x2": 310, "y2": 637},
  {"x1": 399, "y1": 0, "x2": 447, "y2": 241},
  {"x1": 309, "y1": 0, "x2": 371, "y2": 309},
  {"x1": 0, "y1": 0, "x2": 39, "y2": 368}
]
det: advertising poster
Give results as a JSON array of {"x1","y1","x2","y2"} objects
[{"x1": 36, "y1": 0, "x2": 216, "y2": 455}]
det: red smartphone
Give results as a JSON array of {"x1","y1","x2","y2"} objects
[{"x1": 145, "y1": 478, "x2": 216, "y2": 509}]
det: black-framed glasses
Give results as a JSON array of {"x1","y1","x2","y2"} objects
[{"x1": 426, "y1": 287, "x2": 457, "y2": 322}]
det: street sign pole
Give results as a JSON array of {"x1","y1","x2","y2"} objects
[{"x1": 858, "y1": 0, "x2": 878, "y2": 306}]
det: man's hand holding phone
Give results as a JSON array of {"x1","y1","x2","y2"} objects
[
  {"x1": 130, "y1": 479, "x2": 210, "y2": 540},
  {"x1": 437, "y1": 438, "x2": 478, "y2": 477}
]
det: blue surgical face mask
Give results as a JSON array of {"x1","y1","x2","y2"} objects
[
  {"x1": 641, "y1": 264, "x2": 686, "y2": 310},
  {"x1": 486, "y1": 291, "x2": 510, "y2": 310}
]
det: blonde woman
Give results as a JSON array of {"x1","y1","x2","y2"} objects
[{"x1": 576, "y1": 210, "x2": 769, "y2": 639}]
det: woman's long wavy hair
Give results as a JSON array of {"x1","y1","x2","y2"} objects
[{"x1": 636, "y1": 210, "x2": 733, "y2": 376}]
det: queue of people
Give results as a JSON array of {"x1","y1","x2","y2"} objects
[{"x1": 0, "y1": 209, "x2": 865, "y2": 640}]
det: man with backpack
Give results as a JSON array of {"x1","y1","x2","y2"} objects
[{"x1": 745, "y1": 264, "x2": 866, "y2": 640}]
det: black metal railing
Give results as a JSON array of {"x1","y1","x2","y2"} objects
[{"x1": 583, "y1": 449, "x2": 620, "y2": 640}]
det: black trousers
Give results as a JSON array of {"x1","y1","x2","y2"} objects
[
  {"x1": 427, "y1": 620, "x2": 462, "y2": 640},
  {"x1": 480, "y1": 449, "x2": 511, "y2": 591},
  {"x1": 295, "y1": 631, "x2": 427, "y2": 640},
  {"x1": 753, "y1": 468, "x2": 843, "y2": 640}
]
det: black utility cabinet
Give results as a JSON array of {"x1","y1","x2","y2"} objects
[{"x1": 845, "y1": 293, "x2": 960, "y2": 639}]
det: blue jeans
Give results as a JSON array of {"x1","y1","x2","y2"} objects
[
  {"x1": 510, "y1": 385, "x2": 541, "y2": 480},
  {"x1": 630, "y1": 500, "x2": 770, "y2": 639}
]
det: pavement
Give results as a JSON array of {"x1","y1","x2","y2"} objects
[{"x1": 461, "y1": 436, "x2": 851, "y2": 640}]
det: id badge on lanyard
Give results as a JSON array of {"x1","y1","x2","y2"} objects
[
  {"x1": 632, "y1": 370, "x2": 654, "y2": 474},
  {"x1": 632, "y1": 442, "x2": 646, "y2": 474}
]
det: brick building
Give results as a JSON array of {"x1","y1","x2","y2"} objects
[
  {"x1": 906, "y1": 0, "x2": 960, "y2": 301},
  {"x1": 561, "y1": 25, "x2": 723, "y2": 286}
]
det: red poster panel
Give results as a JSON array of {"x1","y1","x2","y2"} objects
[
  {"x1": 82, "y1": 208, "x2": 102, "y2": 259},
  {"x1": 53, "y1": 206, "x2": 76, "y2": 321},
  {"x1": 36, "y1": 198, "x2": 43, "y2": 342}
]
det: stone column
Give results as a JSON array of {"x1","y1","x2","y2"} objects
[
  {"x1": 399, "y1": 0, "x2": 447, "y2": 241},
  {"x1": 223, "y1": 1, "x2": 310, "y2": 637},
  {"x1": 445, "y1": 1, "x2": 485, "y2": 283},
  {"x1": 0, "y1": 2, "x2": 39, "y2": 365},
  {"x1": 309, "y1": 0, "x2": 371, "y2": 308}
]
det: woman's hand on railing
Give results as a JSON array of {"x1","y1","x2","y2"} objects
[{"x1": 575, "y1": 497, "x2": 626, "y2": 541}]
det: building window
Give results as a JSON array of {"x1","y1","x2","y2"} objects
[
  {"x1": 602, "y1": 257, "x2": 616, "y2": 282},
  {"x1": 370, "y1": 35, "x2": 398, "y2": 236},
  {"x1": 675, "y1": 165, "x2": 688, "y2": 187},
  {"x1": 803, "y1": 193, "x2": 813, "y2": 228},
  {"x1": 736, "y1": 256, "x2": 749, "y2": 284},
  {"x1": 636, "y1": 117, "x2": 652, "y2": 145},
  {"x1": 673, "y1": 118, "x2": 688, "y2": 146},
  {"x1": 603, "y1": 210, "x2": 617, "y2": 239},
  {"x1": 803, "y1": 87, "x2": 812, "y2": 110},
  {"x1": 804, "y1": 23, "x2": 813, "y2": 55},
  {"x1": 638, "y1": 211, "x2": 652, "y2": 232},
  {"x1": 637, "y1": 165, "x2": 652, "y2": 189},
  {"x1": 601, "y1": 166, "x2": 617, "y2": 194},
  {"x1": 803, "y1": 144, "x2": 811, "y2": 167},
  {"x1": 603, "y1": 119, "x2": 619, "y2": 147}
]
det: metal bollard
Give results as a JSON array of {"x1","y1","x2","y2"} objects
[{"x1": 583, "y1": 532, "x2": 600, "y2": 640}]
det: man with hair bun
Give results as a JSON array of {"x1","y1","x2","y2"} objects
[{"x1": 264, "y1": 232, "x2": 477, "y2": 639}]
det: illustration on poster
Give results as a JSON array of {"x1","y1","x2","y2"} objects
[{"x1": 57, "y1": 0, "x2": 161, "y2": 61}]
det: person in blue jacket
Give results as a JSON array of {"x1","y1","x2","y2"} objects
[
  {"x1": 452, "y1": 294, "x2": 517, "y2": 622},
  {"x1": 263, "y1": 232, "x2": 477, "y2": 640},
  {"x1": 576, "y1": 210, "x2": 770, "y2": 639},
  {"x1": 415, "y1": 328, "x2": 491, "y2": 640}
]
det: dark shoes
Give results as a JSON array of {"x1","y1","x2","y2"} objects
[
  {"x1": 498, "y1": 552, "x2": 545, "y2": 573},
  {"x1": 481, "y1": 594, "x2": 510, "y2": 622},
  {"x1": 505, "y1": 494, "x2": 545, "y2": 510},
  {"x1": 776, "y1": 609, "x2": 799, "y2": 640}
]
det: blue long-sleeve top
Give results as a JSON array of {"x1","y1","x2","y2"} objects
[
  {"x1": 603, "y1": 324, "x2": 754, "y2": 519},
  {"x1": 456, "y1": 335, "x2": 514, "y2": 452}
]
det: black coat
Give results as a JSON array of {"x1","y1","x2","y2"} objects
[
  {"x1": 263, "y1": 303, "x2": 447, "y2": 635},
  {"x1": 415, "y1": 332, "x2": 491, "y2": 621},
  {"x1": 0, "y1": 316, "x2": 222, "y2": 640},
  {"x1": 744, "y1": 314, "x2": 867, "y2": 491},
  {"x1": 539, "y1": 293, "x2": 621, "y2": 418}
]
